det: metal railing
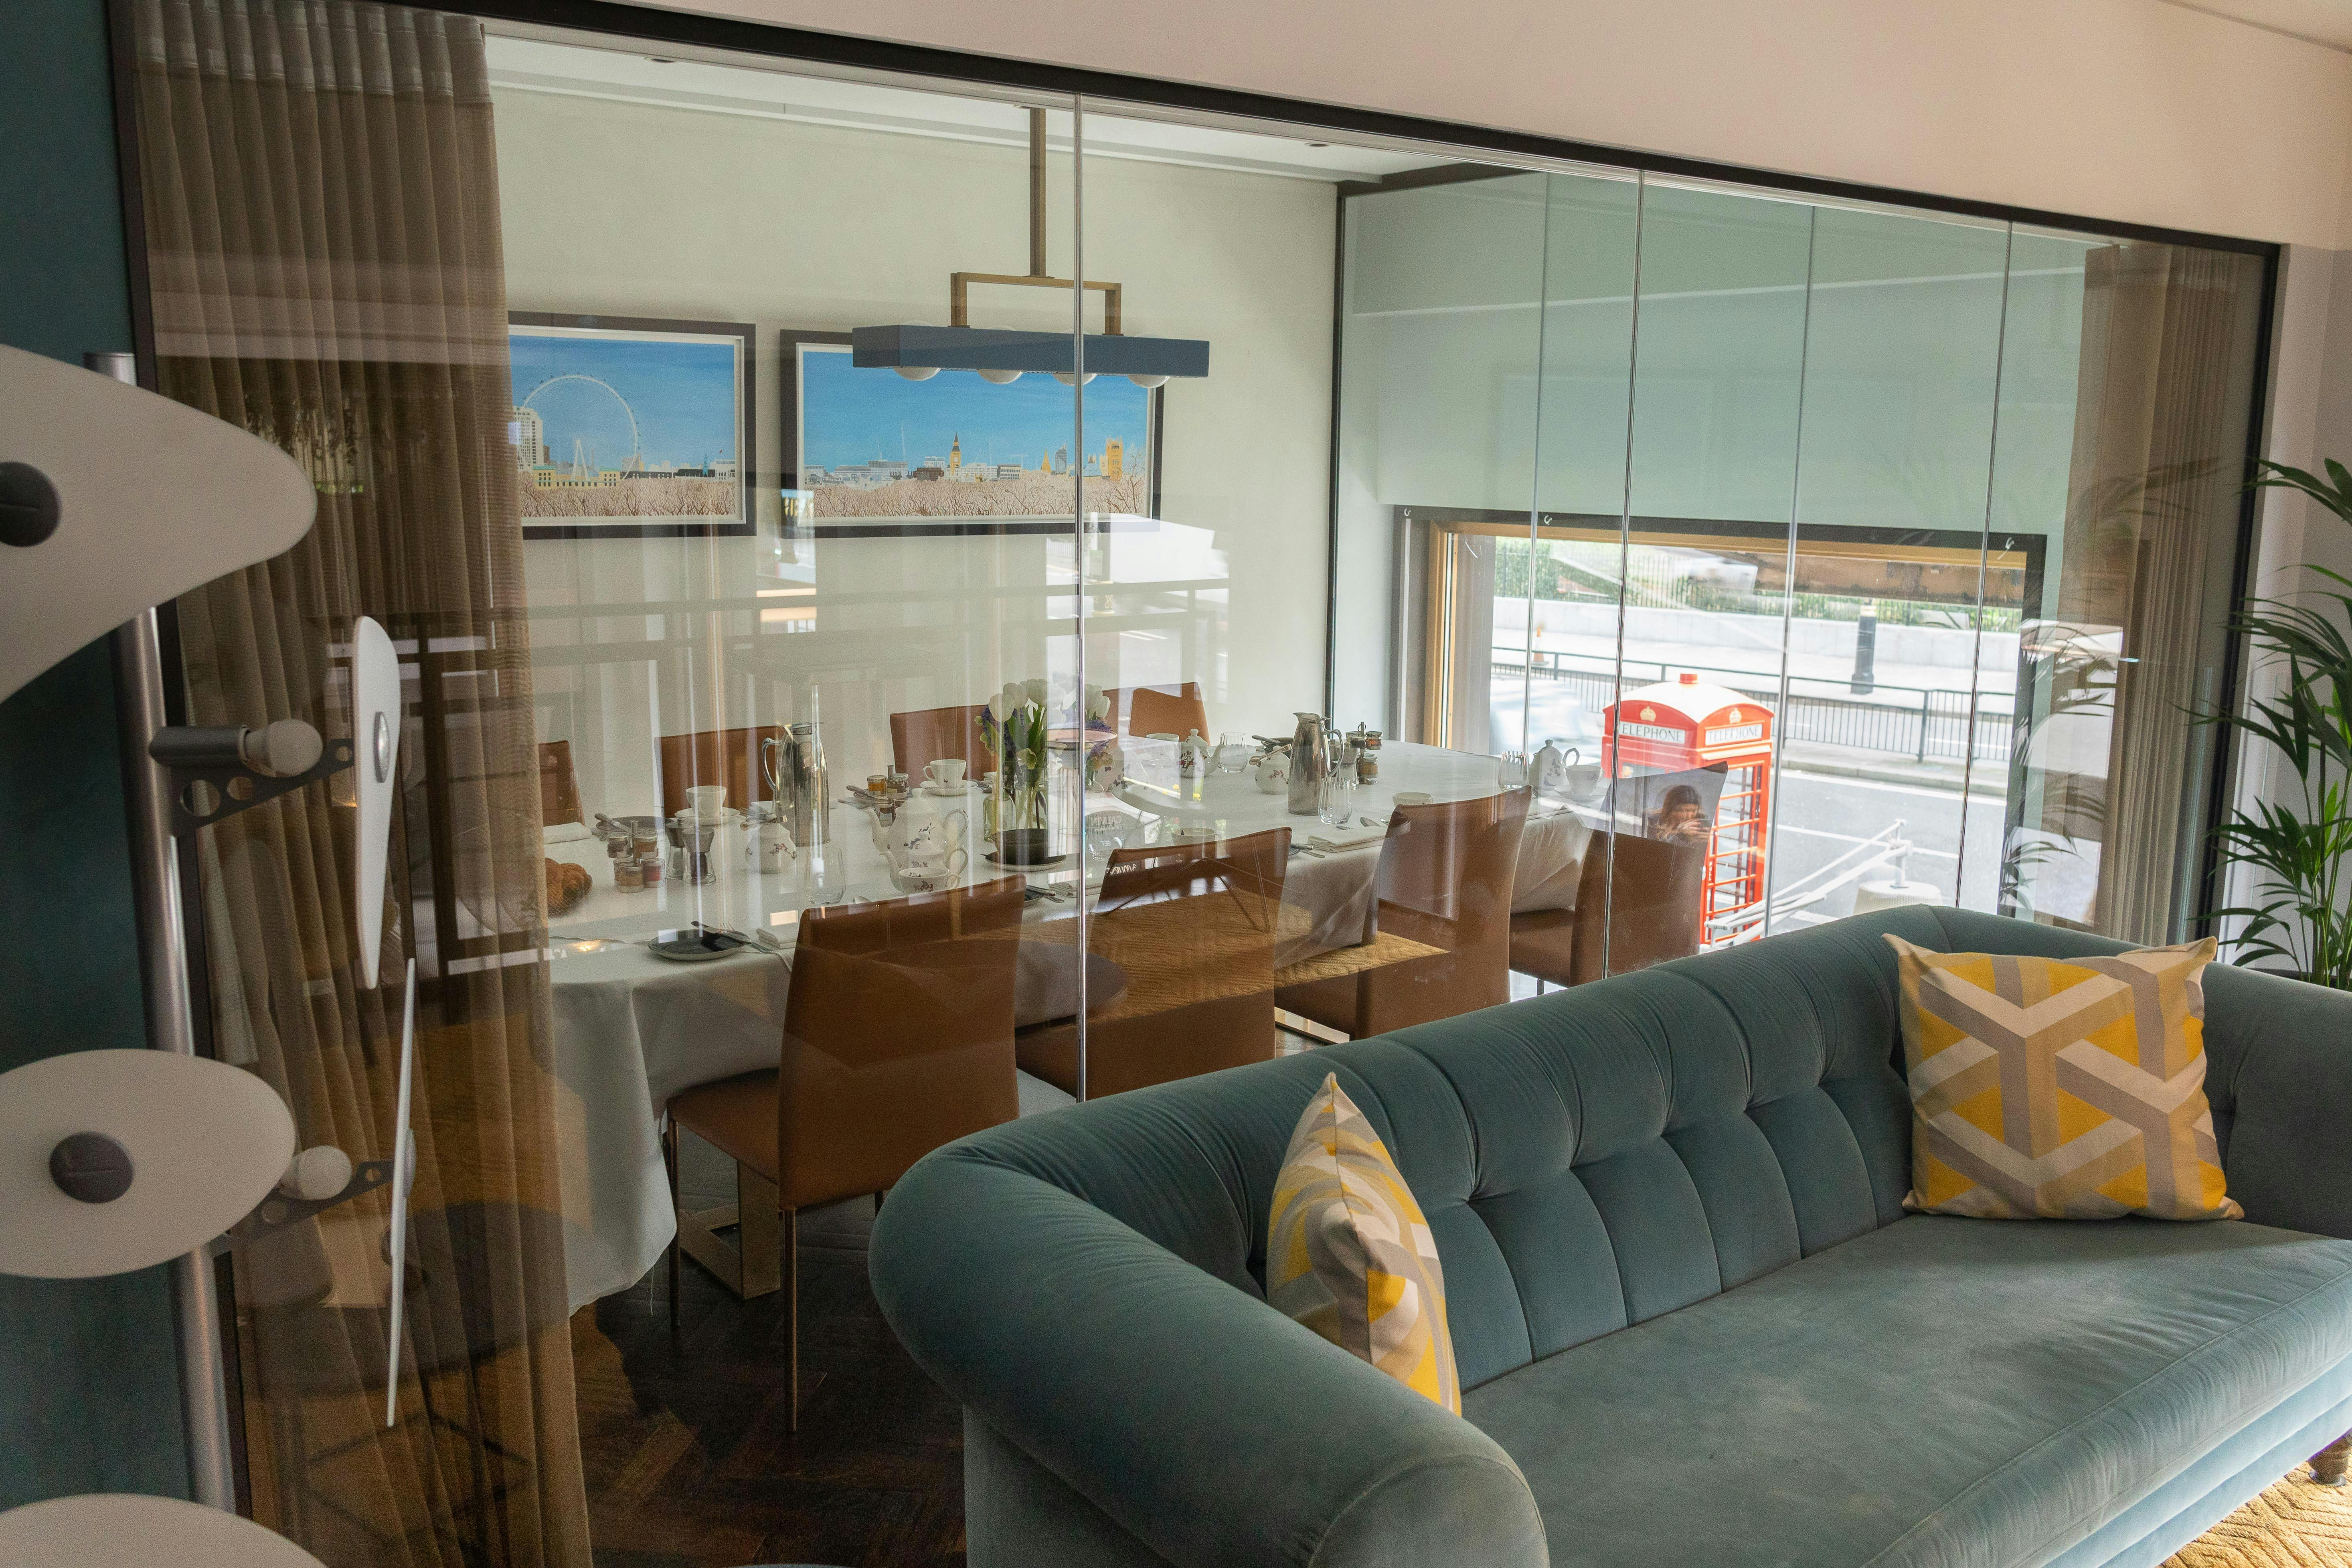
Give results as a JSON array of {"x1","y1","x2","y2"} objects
[{"x1": 1493, "y1": 647, "x2": 2013, "y2": 765}]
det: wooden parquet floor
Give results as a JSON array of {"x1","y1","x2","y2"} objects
[{"x1": 573, "y1": 1139, "x2": 963, "y2": 1568}]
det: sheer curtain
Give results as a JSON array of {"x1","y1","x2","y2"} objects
[
  {"x1": 2044, "y1": 242, "x2": 2263, "y2": 945},
  {"x1": 131, "y1": 2, "x2": 587, "y2": 1563}
]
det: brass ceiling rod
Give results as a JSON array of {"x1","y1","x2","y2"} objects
[
  {"x1": 1028, "y1": 104, "x2": 1047, "y2": 279},
  {"x1": 951, "y1": 107, "x2": 1122, "y2": 334}
]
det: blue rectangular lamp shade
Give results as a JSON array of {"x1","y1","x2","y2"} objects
[{"x1": 851, "y1": 324, "x2": 1209, "y2": 378}]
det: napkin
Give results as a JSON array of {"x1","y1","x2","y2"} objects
[{"x1": 1307, "y1": 823, "x2": 1387, "y2": 853}]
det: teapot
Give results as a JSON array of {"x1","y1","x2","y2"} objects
[
  {"x1": 870, "y1": 794, "x2": 969, "y2": 893},
  {"x1": 1253, "y1": 746, "x2": 1291, "y2": 795},
  {"x1": 1178, "y1": 729, "x2": 1210, "y2": 775}
]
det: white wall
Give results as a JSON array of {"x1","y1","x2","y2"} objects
[
  {"x1": 493, "y1": 85, "x2": 1333, "y2": 813},
  {"x1": 673, "y1": 0, "x2": 2352, "y2": 250}
]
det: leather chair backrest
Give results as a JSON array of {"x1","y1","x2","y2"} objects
[
  {"x1": 1098, "y1": 827, "x2": 1289, "y2": 929},
  {"x1": 1113, "y1": 682, "x2": 1210, "y2": 740},
  {"x1": 1569, "y1": 830, "x2": 1709, "y2": 984},
  {"x1": 777, "y1": 876, "x2": 1026, "y2": 1208}
]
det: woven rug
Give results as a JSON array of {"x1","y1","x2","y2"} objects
[{"x1": 2166, "y1": 1464, "x2": 2352, "y2": 1566}]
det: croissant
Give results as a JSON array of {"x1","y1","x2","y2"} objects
[{"x1": 545, "y1": 857, "x2": 593, "y2": 915}]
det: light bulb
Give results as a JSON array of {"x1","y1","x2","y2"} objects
[
  {"x1": 977, "y1": 367, "x2": 1022, "y2": 384},
  {"x1": 893, "y1": 365, "x2": 940, "y2": 381},
  {"x1": 1126, "y1": 374, "x2": 1169, "y2": 389},
  {"x1": 1053, "y1": 371, "x2": 1098, "y2": 386}
]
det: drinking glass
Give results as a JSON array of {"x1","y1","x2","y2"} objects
[
  {"x1": 1498, "y1": 751, "x2": 1530, "y2": 791},
  {"x1": 1082, "y1": 809, "x2": 1131, "y2": 874},
  {"x1": 1318, "y1": 772, "x2": 1356, "y2": 828},
  {"x1": 801, "y1": 830, "x2": 850, "y2": 907}
]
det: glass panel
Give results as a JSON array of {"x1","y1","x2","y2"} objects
[
  {"x1": 1336, "y1": 169, "x2": 1550, "y2": 755},
  {"x1": 1057, "y1": 118, "x2": 1564, "y2": 1063},
  {"x1": 499, "y1": 45, "x2": 1087, "y2": 1556},
  {"x1": 1059, "y1": 103, "x2": 1352, "y2": 1091},
  {"x1": 1991, "y1": 232, "x2": 2265, "y2": 941},
  {"x1": 1514, "y1": 169, "x2": 1644, "y2": 988},
  {"x1": 1771, "y1": 203, "x2": 2013, "y2": 929},
  {"x1": 130, "y1": 5, "x2": 589, "y2": 1562},
  {"x1": 1607, "y1": 178, "x2": 1815, "y2": 970}
]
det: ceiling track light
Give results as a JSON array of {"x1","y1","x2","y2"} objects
[{"x1": 852, "y1": 107, "x2": 1210, "y2": 385}]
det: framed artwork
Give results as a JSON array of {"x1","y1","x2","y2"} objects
[
  {"x1": 510, "y1": 313, "x2": 755, "y2": 540},
  {"x1": 779, "y1": 330, "x2": 1162, "y2": 538}
]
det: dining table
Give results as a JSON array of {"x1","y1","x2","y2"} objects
[{"x1": 539, "y1": 738, "x2": 1599, "y2": 1309}]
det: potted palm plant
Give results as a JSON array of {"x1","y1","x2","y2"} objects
[{"x1": 2206, "y1": 460, "x2": 2352, "y2": 989}]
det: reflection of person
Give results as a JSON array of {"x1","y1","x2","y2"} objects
[{"x1": 1647, "y1": 784, "x2": 1709, "y2": 846}]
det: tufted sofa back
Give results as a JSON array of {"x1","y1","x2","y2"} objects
[{"x1": 934, "y1": 904, "x2": 2161, "y2": 1391}]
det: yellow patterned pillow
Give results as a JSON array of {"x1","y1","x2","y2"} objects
[
  {"x1": 1268, "y1": 1073, "x2": 1460, "y2": 1412},
  {"x1": 1886, "y1": 936, "x2": 2239, "y2": 1221}
]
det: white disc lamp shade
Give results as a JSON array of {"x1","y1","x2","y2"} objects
[
  {"x1": 0, "y1": 1494, "x2": 326, "y2": 1568},
  {"x1": 1126, "y1": 373, "x2": 1168, "y2": 388},
  {"x1": 0, "y1": 1050, "x2": 295, "y2": 1279},
  {"x1": 0, "y1": 343, "x2": 316, "y2": 707},
  {"x1": 976, "y1": 367, "x2": 1022, "y2": 384},
  {"x1": 1052, "y1": 370, "x2": 1097, "y2": 386},
  {"x1": 892, "y1": 364, "x2": 940, "y2": 381},
  {"x1": 352, "y1": 615, "x2": 402, "y2": 990}
]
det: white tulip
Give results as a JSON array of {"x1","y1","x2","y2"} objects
[
  {"x1": 1024, "y1": 676, "x2": 1049, "y2": 706},
  {"x1": 1000, "y1": 681, "x2": 1026, "y2": 716},
  {"x1": 1085, "y1": 687, "x2": 1111, "y2": 722}
]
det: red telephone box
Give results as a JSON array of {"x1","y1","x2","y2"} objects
[{"x1": 1600, "y1": 672, "x2": 1776, "y2": 944}]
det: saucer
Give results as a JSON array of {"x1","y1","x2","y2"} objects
[
  {"x1": 921, "y1": 781, "x2": 972, "y2": 796},
  {"x1": 649, "y1": 929, "x2": 749, "y2": 962},
  {"x1": 983, "y1": 851, "x2": 1069, "y2": 871}
]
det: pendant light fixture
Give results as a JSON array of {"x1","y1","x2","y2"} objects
[{"x1": 852, "y1": 109, "x2": 1209, "y2": 386}]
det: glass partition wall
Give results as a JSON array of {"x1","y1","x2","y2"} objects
[
  {"x1": 1336, "y1": 167, "x2": 2265, "y2": 977},
  {"x1": 124, "y1": 9, "x2": 2270, "y2": 1562}
]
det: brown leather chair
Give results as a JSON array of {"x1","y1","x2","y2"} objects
[
  {"x1": 889, "y1": 703, "x2": 996, "y2": 778},
  {"x1": 1274, "y1": 789, "x2": 1530, "y2": 1038},
  {"x1": 664, "y1": 876, "x2": 1026, "y2": 1427},
  {"x1": 655, "y1": 725, "x2": 784, "y2": 819},
  {"x1": 1509, "y1": 830, "x2": 1708, "y2": 988},
  {"x1": 1110, "y1": 681, "x2": 1210, "y2": 739},
  {"x1": 536, "y1": 739, "x2": 583, "y2": 826},
  {"x1": 1017, "y1": 829, "x2": 1290, "y2": 1098}
]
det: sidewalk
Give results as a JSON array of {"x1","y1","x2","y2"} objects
[
  {"x1": 1508, "y1": 629, "x2": 2017, "y2": 713},
  {"x1": 1779, "y1": 742, "x2": 2009, "y2": 798}
]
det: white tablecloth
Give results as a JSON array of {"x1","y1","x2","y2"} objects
[{"x1": 543, "y1": 741, "x2": 1591, "y2": 1307}]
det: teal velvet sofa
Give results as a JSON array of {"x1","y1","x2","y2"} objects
[{"x1": 869, "y1": 907, "x2": 2352, "y2": 1567}]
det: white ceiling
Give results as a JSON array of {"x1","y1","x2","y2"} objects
[
  {"x1": 2159, "y1": 0, "x2": 2352, "y2": 52},
  {"x1": 484, "y1": 35, "x2": 1446, "y2": 183}
]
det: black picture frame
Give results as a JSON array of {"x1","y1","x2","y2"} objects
[
  {"x1": 512, "y1": 311, "x2": 756, "y2": 540},
  {"x1": 778, "y1": 328, "x2": 1163, "y2": 539}
]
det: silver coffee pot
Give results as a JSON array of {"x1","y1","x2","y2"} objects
[
  {"x1": 1287, "y1": 710, "x2": 1330, "y2": 816},
  {"x1": 761, "y1": 721, "x2": 830, "y2": 845}
]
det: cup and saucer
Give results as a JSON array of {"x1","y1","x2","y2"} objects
[{"x1": 921, "y1": 761, "x2": 972, "y2": 797}]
